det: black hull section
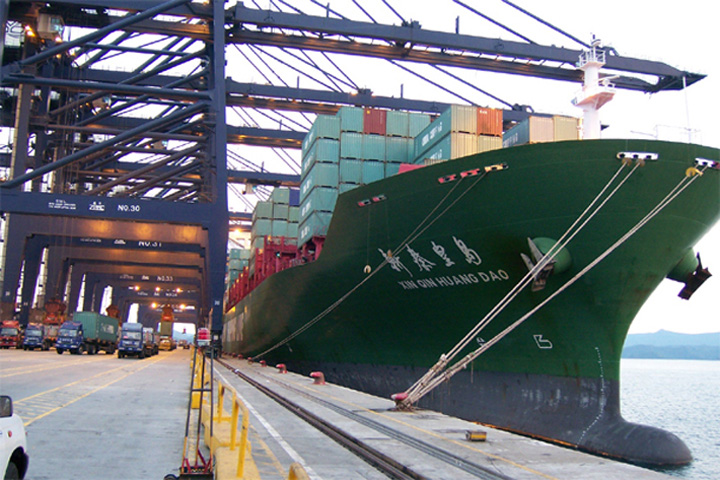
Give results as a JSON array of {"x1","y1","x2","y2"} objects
[{"x1": 287, "y1": 360, "x2": 691, "y2": 466}]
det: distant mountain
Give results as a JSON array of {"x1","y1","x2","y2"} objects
[{"x1": 622, "y1": 330, "x2": 720, "y2": 360}]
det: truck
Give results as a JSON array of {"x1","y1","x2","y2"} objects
[
  {"x1": 42, "y1": 299, "x2": 65, "y2": 350},
  {"x1": 55, "y1": 312, "x2": 118, "y2": 355},
  {"x1": 22, "y1": 323, "x2": 46, "y2": 350},
  {"x1": 143, "y1": 327, "x2": 159, "y2": 356},
  {"x1": 118, "y1": 322, "x2": 148, "y2": 359},
  {"x1": 0, "y1": 321, "x2": 22, "y2": 349}
]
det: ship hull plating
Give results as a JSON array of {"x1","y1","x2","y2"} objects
[{"x1": 224, "y1": 139, "x2": 720, "y2": 465}]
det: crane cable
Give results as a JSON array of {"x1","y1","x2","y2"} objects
[{"x1": 401, "y1": 162, "x2": 709, "y2": 407}]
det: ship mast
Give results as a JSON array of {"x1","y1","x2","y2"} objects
[{"x1": 573, "y1": 38, "x2": 617, "y2": 139}]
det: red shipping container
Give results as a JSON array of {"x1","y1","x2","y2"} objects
[
  {"x1": 397, "y1": 163, "x2": 425, "y2": 174},
  {"x1": 477, "y1": 107, "x2": 503, "y2": 137},
  {"x1": 363, "y1": 108, "x2": 387, "y2": 135}
]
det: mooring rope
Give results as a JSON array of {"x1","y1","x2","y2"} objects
[
  {"x1": 401, "y1": 164, "x2": 708, "y2": 406},
  {"x1": 402, "y1": 160, "x2": 638, "y2": 402}
]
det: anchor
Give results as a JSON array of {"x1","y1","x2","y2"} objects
[
  {"x1": 520, "y1": 237, "x2": 556, "y2": 291},
  {"x1": 678, "y1": 253, "x2": 711, "y2": 300}
]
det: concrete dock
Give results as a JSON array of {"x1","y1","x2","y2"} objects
[
  {"x1": 212, "y1": 356, "x2": 674, "y2": 480},
  {"x1": 2, "y1": 348, "x2": 677, "y2": 479}
]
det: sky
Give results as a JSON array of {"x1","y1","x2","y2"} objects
[
  {"x1": 532, "y1": 2, "x2": 719, "y2": 334},
  {"x1": 452, "y1": 1, "x2": 720, "y2": 334},
  {"x1": 228, "y1": 1, "x2": 719, "y2": 333}
]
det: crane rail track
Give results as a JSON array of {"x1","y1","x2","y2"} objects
[{"x1": 216, "y1": 358, "x2": 515, "y2": 480}]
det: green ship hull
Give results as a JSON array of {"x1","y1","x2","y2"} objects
[{"x1": 223, "y1": 139, "x2": 719, "y2": 465}]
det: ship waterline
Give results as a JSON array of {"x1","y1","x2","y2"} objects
[{"x1": 223, "y1": 139, "x2": 720, "y2": 465}]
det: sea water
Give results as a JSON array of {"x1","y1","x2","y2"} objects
[{"x1": 620, "y1": 359, "x2": 720, "y2": 480}]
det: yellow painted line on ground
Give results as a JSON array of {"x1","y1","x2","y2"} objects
[
  {"x1": 249, "y1": 425, "x2": 287, "y2": 477},
  {"x1": 0, "y1": 356, "x2": 111, "y2": 378},
  {"x1": 18, "y1": 352, "x2": 175, "y2": 426},
  {"x1": 250, "y1": 365, "x2": 560, "y2": 480}
]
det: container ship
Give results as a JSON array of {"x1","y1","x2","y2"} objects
[{"x1": 222, "y1": 54, "x2": 719, "y2": 465}]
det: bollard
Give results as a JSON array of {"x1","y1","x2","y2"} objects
[
  {"x1": 391, "y1": 392, "x2": 408, "y2": 404},
  {"x1": 259, "y1": 360, "x2": 267, "y2": 367},
  {"x1": 287, "y1": 462, "x2": 310, "y2": 480},
  {"x1": 276, "y1": 363, "x2": 287, "y2": 374},
  {"x1": 310, "y1": 371, "x2": 325, "y2": 385}
]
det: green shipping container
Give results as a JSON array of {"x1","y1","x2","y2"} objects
[
  {"x1": 502, "y1": 116, "x2": 554, "y2": 147},
  {"x1": 385, "y1": 162, "x2": 401, "y2": 177},
  {"x1": 250, "y1": 236, "x2": 266, "y2": 250},
  {"x1": 415, "y1": 132, "x2": 478, "y2": 164},
  {"x1": 385, "y1": 137, "x2": 412, "y2": 162},
  {"x1": 252, "y1": 201, "x2": 273, "y2": 221},
  {"x1": 273, "y1": 203, "x2": 289, "y2": 220},
  {"x1": 339, "y1": 182, "x2": 359, "y2": 194},
  {"x1": 386, "y1": 111, "x2": 409, "y2": 137},
  {"x1": 252, "y1": 218, "x2": 272, "y2": 237},
  {"x1": 289, "y1": 206, "x2": 300, "y2": 222},
  {"x1": 300, "y1": 162, "x2": 339, "y2": 200},
  {"x1": 413, "y1": 105, "x2": 477, "y2": 159},
  {"x1": 302, "y1": 114, "x2": 341, "y2": 151},
  {"x1": 73, "y1": 312, "x2": 118, "y2": 342},
  {"x1": 362, "y1": 160, "x2": 386, "y2": 184},
  {"x1": 272, "y1": 220, "x2": 288, "y2": 237},
  {"x1": 338, "y1": 106, "x2": 364, "y2": 132},
  {"x1": 299, "y1": 211, "x2": 333, "y2": 245},
  {"x1": 408, "y1": 112, "x2": 432, "y2": 137},
  {"x1": 287, "y1": 223, "x2": 298, "y2": 239},
  {"x1": 300, "y1": 186, "x2": 338, "y2": 220},
  {"x1": 340, "y1": 132, "x2": 363, "y2": 159},
  {"x1": 339, "y1": 159, "x2": 363, "y2": 184},
  {"x1": 362, "y1": 135, "x2": 386, "y2": 161},
  {"x1": 270, "y1": 187, "x2": 291, "y2": 205},
  {"x1": 302, "y1": 138, "x2": 340, "y2": 175}
]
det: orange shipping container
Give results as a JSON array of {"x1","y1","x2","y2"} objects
[
  {"x1": 363, "y1": 108, "x2": 387, "y2": 135},
  {"x1": 477, "y1": 107, "x2": 503, "y2": 137}
]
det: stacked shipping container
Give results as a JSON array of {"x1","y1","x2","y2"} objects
[
  {"x1": 412, "y1": 105, "x2": 503, "y2": 165},
  {"x1": 249, "y1": 187, "x2": 299, "y2": 276},
  {"x1": 225, "y1": 105, "x2": 583, "y2": 309},
  {"x1": 225, "y1": 187, "x2": 301, "y2": 307},
  {"x1": 299, "y1": 106, "x2": 431, "y2": 246},
  {"x1": 502, "y1": 115, "x2": 581, "y2": 148}
]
